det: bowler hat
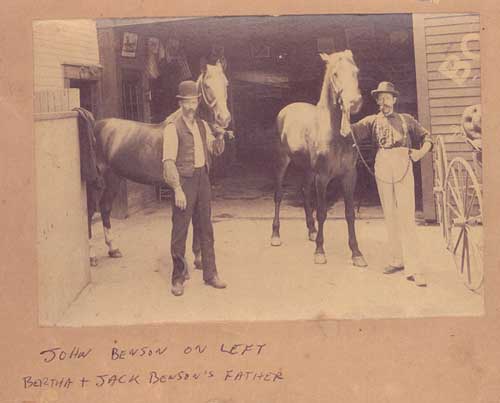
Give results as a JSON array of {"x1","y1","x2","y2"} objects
[
  {"x1": 371, "y1": 81, "x2": 399, "y2": 98},
  {"x1": 176, "y1": 80, "x2": 200, "y2": 100}
]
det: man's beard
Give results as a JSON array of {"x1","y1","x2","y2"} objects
[{"x1": 184, "y1": 109, "x2": 196, "y2": 119}]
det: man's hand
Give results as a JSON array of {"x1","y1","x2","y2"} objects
[
  {"x1": 409, "y1": 148, "x2": 425, "y2": 162},
  {"x1": 409, "y1": 142, "x2": 432, "y2": 162},
  {"x1": 174, "y1": 188, "x2": 187, "y2": 210}
]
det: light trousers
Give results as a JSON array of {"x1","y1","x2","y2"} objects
[{"x1": 374, "y1": 147, "x2": 424, "y2": 276}]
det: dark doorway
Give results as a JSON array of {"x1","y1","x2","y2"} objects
[{"x1": 70, "y1": 79, "x2": 94, "y2": 113}]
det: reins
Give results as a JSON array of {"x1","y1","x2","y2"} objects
[
  {"x1": 349, "y1": 129, "x2": 412, "y2": 185},
  {"x1": 348, "y1": 111, "x2": 412, "y2": 185},
  {"x1": 332, "y1": 59, "x2": 412, "y2": 186}
]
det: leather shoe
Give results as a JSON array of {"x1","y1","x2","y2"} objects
[
  {"x1": 406, "y1": 274, "x2": 427, "y2": 287},
  {"x1": 171, "y1": 282, "x2": 184, "y2": 296},
  {"x1": 383, "y1": 265, "x2": 404, "y2": 274},
  {"x1": 204, "y1": 276, "x2": 227, "y2": 289}
]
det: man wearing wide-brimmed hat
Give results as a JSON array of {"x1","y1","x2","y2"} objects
[
  {"x1": 162, "y1": 80, "x2": 226, "y2": 296},
  {"x1": 351, "y1": 81, "x2": 433, "y2": 287}
]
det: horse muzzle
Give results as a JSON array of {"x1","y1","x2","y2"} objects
[
  {"x1": 350, "y1": 95, "x2": 363, "y2": 114},
  {"x1": 216, "y1": 111, "x2": 232, "y2": 129}
]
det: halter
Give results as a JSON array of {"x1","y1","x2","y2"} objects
[
  {"x1": 198, "y1": 72, "x2": 218, "y2": 109},
  {"x1": 329, "y1": 74, "x2": 345, "y2": 111}
]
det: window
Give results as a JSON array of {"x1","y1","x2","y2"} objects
[{"x1": 121, "y1": 70, "x2": 144, "y2": 121}]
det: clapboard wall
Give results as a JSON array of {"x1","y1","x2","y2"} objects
[
  {"x1": 413, "y1": 13, "x2": 481, "y2": 221},
  {"x1": 33, "y1": 20, "x2": 100, "y2": 90}
]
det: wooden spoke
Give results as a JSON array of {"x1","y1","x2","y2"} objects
[
  {"x1": 465, "y1": 230, "x2": 471, "y2": 283},
  {"x1": 446, "y1": 201, "x2": 462, "y2": 221},
  {"x1": 445, "y1": 157, "x2": 483, "y2": 292},
  {"x1": 452, "y1": 227, "x2": 465, "y2": 255},
  {"x1": 450, "y1": 167, "x2": 464, "y2": 212}
]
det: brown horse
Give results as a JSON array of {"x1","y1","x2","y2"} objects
[
  {"x1": 271, "y1": 50, "x2": 367, "y2": 267},
  {"x1": 84, "y1": 60, "x2": 231, "y2": 266}
]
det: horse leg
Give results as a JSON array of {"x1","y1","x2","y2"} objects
[
  {"x1": 303, "y1": 171, "x2": 317, "y2": 241},
  {"x1": 100, "y1": 170, "x2": 123, "y2": 259},
  {"x1": 87, "y1": 184, "x2": 98, "y2": 267},
  {"x1": 271, "y1": 151, "x2": 291, "y2": 246},
  {"x1": 342, "y1": 171, "x2": 367, "y2": 267},
  {"x1": 314, "y1": 174, "x2": 329, "y2": 264}
]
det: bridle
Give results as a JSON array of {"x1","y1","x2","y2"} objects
[
  {"x1": 329, "y1": 73, "x2": 345, "y2": 112},
  {"x1": 198, "y1": 72, "x2": 218, "y2": 110}
]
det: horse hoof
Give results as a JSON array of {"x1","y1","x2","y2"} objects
[
  {"x1": 308, "y1": 231, "x2": 317, "y2": 242},
  {"x1": 89, "y1": 257, "x2": 98, "y2": 267},
  {"x1": 108, "y1": 249, "x2": 122, "y2": 258},
  {"x1": 271, "y1": 237, "x2": 282, "y2": 247},
  {"x1": 314, "y1": 253, "x2": 327, "y2": 265},
  {"x1": 352, "y1": 255, "x2": 368, "y2": 267}
]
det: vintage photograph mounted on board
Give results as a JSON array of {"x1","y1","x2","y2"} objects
[{"x1": 33, "y1": 14, "x2": 483, "y2": 327}]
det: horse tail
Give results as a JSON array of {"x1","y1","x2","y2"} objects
[{"x1": 73, "y1": 107, "x2": 104, "y2": 239}]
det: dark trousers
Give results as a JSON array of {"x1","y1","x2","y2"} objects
[{"x1": 171, "y1": 167, "x2": 217, "y2": 284}]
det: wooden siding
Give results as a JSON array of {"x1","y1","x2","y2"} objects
[
  {"x1": 33, "y1": 20, "x2": 100, "y2": 90},
  {"x1": 34, "y1": 88, "x2": 80, "y2": 113},
  {"x1": 424, "y1": 13, "x2": 480, "y2": 163},
  {"x1": 414, "y1": 13, "x2": 481, "y2": 221}
]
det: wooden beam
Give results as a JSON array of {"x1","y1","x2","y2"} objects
[{"x1": 413, "y1": 14, "x2": 436, "y2": 222}]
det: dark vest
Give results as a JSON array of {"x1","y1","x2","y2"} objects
[{"x1": 173, "y1": 115, "x2": 210, "y2": 177}]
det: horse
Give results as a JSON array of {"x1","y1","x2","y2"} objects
[
  {"x1": 82, "y1": 59, "x2": 231, "y2": 267},
  {"x1": 270, "y1": 49, "x2": 368, "y2": 267}
]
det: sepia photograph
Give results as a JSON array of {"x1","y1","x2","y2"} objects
[{"x1": 33, "y1": 13, "x2": 484, "y2": 327}]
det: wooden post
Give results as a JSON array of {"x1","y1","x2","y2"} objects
[{"x1": 413, "y1": 14, "x2": 437, "y2": 222}]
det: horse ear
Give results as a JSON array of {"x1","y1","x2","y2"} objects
[
  {"x1": 319, "y1": 53, "x2": 329, "y2": 63},
  {"x1": 344, "y1": 49, "x2": 353, "y2": 58}
]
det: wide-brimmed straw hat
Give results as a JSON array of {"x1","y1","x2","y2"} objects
[
  {"x1": 371, "y1": 81, "x2": 399, "y2": 98},
  {"x1": 176, "y1": 80, "x2": 200, "y2": 100}
]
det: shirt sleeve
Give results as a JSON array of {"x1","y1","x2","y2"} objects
[
  {"x1": 404, "y1": 114, "x2": 433, "y2": 150},
  {"x1": 162, "y1": 123, "x2": 179, "y2": 162},
  {"x1": 350, "y1": 115, "x2": 375, "y2": 143}
]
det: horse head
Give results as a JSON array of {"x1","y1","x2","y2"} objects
[
  {"x1": 198, "y1": 59, "x2": 232, "y2": 129},
  {"x1": 320, "y1": 50, "x2": 362, "y2": 136}
]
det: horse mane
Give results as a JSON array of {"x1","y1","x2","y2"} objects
[
  {"x1": 316, "y1": 53, "x2": 344, "y2": 143},
  {"x1": 315, "y1": 50, "x2": 359, "y2": 144}
]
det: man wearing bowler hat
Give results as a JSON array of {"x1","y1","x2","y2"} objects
[
  {"x1": 162, "y1": 80, "x2": 227, "y2": 296},
  {"x1": 351, "y1": 81, "x2": 433, "y2": 287}
]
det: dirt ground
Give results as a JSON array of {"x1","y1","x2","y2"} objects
[{"x1": 57, "y1": 171, "x2": 483, "y2": 326}]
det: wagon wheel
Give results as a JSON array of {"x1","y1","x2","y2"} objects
[
  {"x1": 444, "y1": 157, "x2": 483, "y2": 291},
  {"x1": 433, "y1": 136, "x2": 448, "y2": 242}
]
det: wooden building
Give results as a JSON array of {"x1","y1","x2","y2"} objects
[
  {"x1": 96, "y1": 13, "x2": 480, "y2": 221},
  {"x1": 34, "y1": 20, "x2": 103, "y2": 117},
  {"x1": 33, "y1": 20, "x2": 102, "y2": 324}
]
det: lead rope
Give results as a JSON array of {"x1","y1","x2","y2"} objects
[{"x1": 350, "y1": 114, "x2": 412, "y2": 185}]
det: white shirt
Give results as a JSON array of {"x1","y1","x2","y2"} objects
[{"x1": 162, "y1": 116, "x2": 214, "y2": 167}]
